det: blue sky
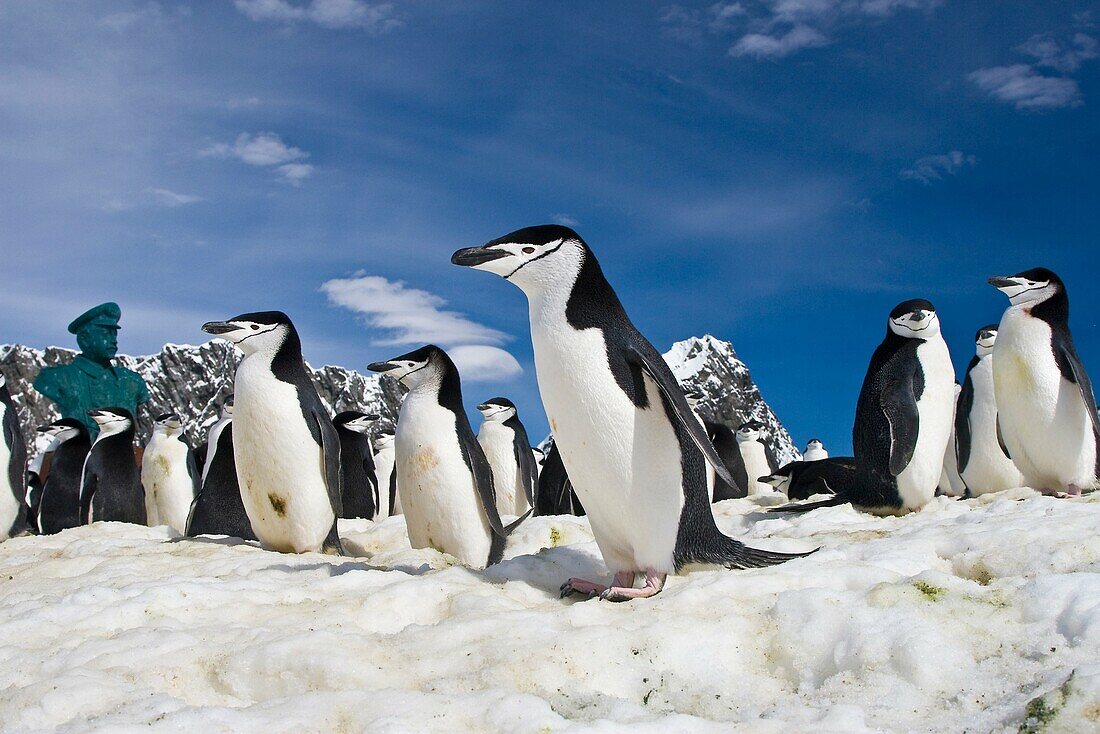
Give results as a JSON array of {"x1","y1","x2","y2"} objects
[{"x1": 2, "y1": 1, "x2": 1098, "y2": 454}]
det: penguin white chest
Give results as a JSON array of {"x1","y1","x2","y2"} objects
[
  {"x1": 530, "y1": 312, "x2": 686, "y2": 574},
  {"x1": 804, "y1": 447, "x2": 827, "y2": 462},
  {"x1": 141, "y1": 436, "x2": 194, "y2": 533},
  {"x1": 738, "y1": 441, "x2": 772, "y2": 496},
  {"x1": 374, "y1": 447, "x2": 395, "y2": 518},
  {"x1": 962, "y1": 357, "x2": 1025, "y2": 494},
  {"x1": 201, "y1": 419, "x2": 229, "y2": 487},
  {"x1": 994, "y1": 310, "x2": 1098, "y2": 488},
  {"x1": 477, "y1": 422, "x2": 519, "y2": 517},
  {"x1": 232, "y1": 359, "x2": 334, "y2": 553},
  {"x1": 895, "y1": 337, "x2": 954, "y2": 510},
  {"x1": 0, "y1": 417, "x2": 17, "y2": 539},
  {"x1": 396, "y1": 393, "x2": 491, "y2": 568}
]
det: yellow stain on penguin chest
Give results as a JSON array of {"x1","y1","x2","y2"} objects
[{"x1": 268, "y1": 493, "x2": 287, "y2": 517}]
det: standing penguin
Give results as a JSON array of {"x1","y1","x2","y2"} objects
[
  {"x1": 989, "y1": 268, "x2": 1099, "y2": 494},
  {"x1": 141, "y1": 413, "x2": 200, "y2": 532},
  {"x1": 25, "y1": 426, "x2": 58, "y2": 533},
  {"x1": 684, "y1": 390, "x2": 717, "y2": 500},
  {"x1": 37, "y1": 418, "x2": 90, "y2": 534},
  {"x1": 333, "y1": 411, "x2": 381, "y2": 520},
  {"x1": 535, "y1": 439, "x2": 585, "y2": 516},
  {"x1": 476, "y1": 397, "x2": 539, "y2": 517},
  {"x1": 368, "y1": 346, "x2": 527, "y2": 568},
  {"x1": 936, "y1": 383, "x2": 967, "y2": 497},
  {"x1": 187, "y1": 399, "x2": 256, "y2": 540},
  {"x1": 452, "y1": 225, "x2": 811, "y2": 600},
  {"x1": 803, "y1": 439, "x2": 828, "y2": 462},
  {"x1": 773, "y1": 300, "x2": 955, "y2": 515},
  {"x1": 956, "y1": 325, "x2": 1025, "y2": 495},
  {"x1": 733, "y1": 420, "x2": 779, "y2": 497},
  {"x1": 202, "y1": 312, "x2": 343, "y2": 554},
  {"x1": 81, "y1": 408, "x2": 146, "y2": 525},
  {"x1": 373, "y1": 431, "x2": 397, "y2": 518},
  {"x1": 1, "y1": 374, "x2": 31, "y2": 540}
]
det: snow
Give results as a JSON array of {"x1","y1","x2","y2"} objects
[{"x1": 2, "y1": 491, "x2": 1099, "y2": 732}]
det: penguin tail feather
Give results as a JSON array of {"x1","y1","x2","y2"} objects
[
  {"x1": 767, "y1": 495, "x2": 847, "y2": 514},
  {"x1": 720, "y1": 538, "x2": 817, "y2": 569},
  {"x1": 486, "y1": 509, "x2": 534, "y2": 567},
  {"x1": 502, "y1": 508, "x2": 533, "y2": 536}
]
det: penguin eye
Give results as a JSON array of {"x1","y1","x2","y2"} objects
[
  {"x1": 522, "y1": 247, "x2": 535, "y2": 254},
  {"x1": 250, "y1": 324, "x2": 259, "y2": 330}
]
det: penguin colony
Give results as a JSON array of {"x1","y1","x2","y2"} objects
[{"x1": 1, "y1": 230, "x2": 1096, "y2": 603}]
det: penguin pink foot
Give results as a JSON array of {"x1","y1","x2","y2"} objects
[
  {"x1": 559, "y1": 578, "x2": 608, "y2": 599},
  {"x1": 601, "y1": 569, "x2": 666, "y2": 602}
]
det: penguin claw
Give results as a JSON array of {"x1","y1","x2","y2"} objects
[{"x1": 559, "y1": 578, "x2": 605, "y2": 599}]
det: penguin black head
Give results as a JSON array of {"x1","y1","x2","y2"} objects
[
  {"x1": 806, "y1": 438, "x2": 823, "y2": 449},
  {"x1": 477, "y1": 397, "x2": 517, "y2": 422},
  {"x1": 368, "y1": 344, "x2": 454, "y2": 389},
  {"x1": 684, "y1": 389, "x2": 705, "y2": 409},
  {"x1": 202, "y1": 311, "x2": 297, "y2": 356},
  {"x1": 451, "y1": 224, "x2": 588, "y2": 293},
  {"x1": 218, "y1": 396, "x2": 235, "y2": 417},
  {"x1": 975, "y1": 324, "x2": 998, "y2": 355},
  {"x1": 41, "y1": 417, "x2": 87, "y2": 442},
  {"x1": 334, "y1": 410, "x2": 379, "y2": 434},
  {"x1": 887, "y1": 299, "x2": 940, "y2": 339},
  {"x1": 988, "y1": 267, "x2": 1064, "y2": 309},
  {"x1": 153, "y1": 413, "x2": 183, "y2": 434},
  {"x1": 88, "y1": 407, "x2": 134, "y2": 436},
  {"x1": 373, "y1": 431, "x2": 395, "y2": 450},
  {"x1": 737, "y1": 420, "x2": 765, "y2": 441}
]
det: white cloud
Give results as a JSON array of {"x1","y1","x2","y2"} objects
[
  {"x1": 448, "y1": 345, "x2": 523, "y2": 382},
  {"x1": 730, "y1": 25, "x2": 828, "y2": 59},
  {"x1": 148, "y1": 188, "x2": 203, "y2": 206},
  {"x1": 899, "y1": 151, "x2": 976, "y2": 184},
  {"x1": 233, "y1": 0, "x2": 401, "y2": 32},
  {"x1": 1017, "y1": 32, "x2": 1098, "y2": 73},
  {"x1": 276, "y1": 162, "x2": 315, "y2": 184},
  {"x1": 969, "y1": 64, "x2": 1082, "y2": 110},
  {"x1": 552, "y1": 213, "x2": 579, "y2": 227},
  {"x1": 98, "y1": 3, "x2": 165, "y2": 33},
  {"x1": 321, "y1": 274, "x2": 508, "y2": 347},
  {"x1": 202, "y1": 132, "x2": 315, "y2": 183}
]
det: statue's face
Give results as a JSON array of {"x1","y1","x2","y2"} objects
[{"x1": 77, "y1": 325, "x2": 119, "y2": 361}]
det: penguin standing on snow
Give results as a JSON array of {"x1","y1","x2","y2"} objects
[
  {"x1": 453, "y1": 225, "x2": 811, "y2": 601},
  {"x1": 141, "y1": 413, "x2": 199, "y2": 532},
  {"x1": 81, "y1": 408, "x2": 146, "y2": 525},
  {"x1": 476, "y1": 397, "x2": 538, "y2": 517},
  {"x1": 732, "y1": 420, "x2": 779, "y2": 497},
  {"x1": 26, "y1": 426, "x2": 58, "y2": 532},
  {"x1": 936, "y1": 383, "x2": 967, "y2": 497},
  {"x1": 37, "y1": 418, "x2": 90, "y2": 534},
  {"x1": 803, "y1": 439, "x2": 828, "y2": 462},
  {"x1": 535, "y1": 439, "x2": 585, "y2": 516},
  {"x1": 989, "y1": 268, "x2": 1099, "y2": 494},
  {"x1": 373, "y1": 431, "x2": 397, "y2": 518},
  {"x1": 772, "y1": 300, "x2": 955, "y2": 515},
  {"x1": 956, "y1": 325, "x2": 1025, "y2": 495},
  {"x1": 202, "y1": 312, "x2": 343, "y2": 554},
  {"x1": 684, "y1": 390, "x2": 717, "y2": 500},
  {"x1": 333, "y1": 411, "x2": 380, "y2": 520},
  {"x1": 368, "y1": 346, "x2": 527, "y2": 568},
  {"x1": 761, "y1": 457, "x2": 856, "y2": 500},
  {"x1": 187, "y1": 399, "x2": 256, "y2": 540},
  {"x1": 1, "y1": 374, "x2": 31, "y2": 540}
]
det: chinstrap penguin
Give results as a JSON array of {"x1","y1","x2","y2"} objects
[
  {"x1": 535, "y1": 440, "x2": 585, "y2": 516},
  {"x1": 81, "y1": 407, "x2": 146, "y2": 525},
  {"x1": 1, "y1": 373, "x2": 31, "y2": 540},
  {"x1": 955, "y1": 325, "x2": 1025, "y2": 495},
  {"x1": 772, "y1": 299, "x2": 954, "y2": 515},
  {"x1": 730, "y1": 420, "x2": 779, "y2": 497},
  {"x1": 989, "y1": 268, "x2": 1099, "y2": 495},
  {"x1": 452, "y1": 224, "x2": 812, "y2": 601},
  {"x1": 202, "y1": 312, "x2": 344, "y2": 554},
  {"x1": 476, "y1": 397, "x2": 538, "y2": 517},
  {"x1": 141, "y1": 413, "x2": 199, "y2": 533},
  {"x1": 937, "y1": 383, "x2": 967, "y2": 497},
  {"x1": 368, "y1": 346, "x2": 527, "y2": 568},
  {"x1": 761, "y1": 457, "x2": 856, "y2": 500},
  {"x1": 803, "y1": 439, "x2": 828, "y2": 462},
  {"x1": 333, "y1": 411, "x2": 381, "y2": 520},
  {"x1": 373, "y1": 431, "x2": 397, "y2": 518},
  {"x1": 187, "y1": 399, "x2": 256, "y2": 540},
  {"x1": 37, "y1": 418, "x2": 90, "y2": 534}
]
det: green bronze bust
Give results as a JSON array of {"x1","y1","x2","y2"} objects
[{"x1": 33, "y1": 302, "x2": 150, "y2": 438}]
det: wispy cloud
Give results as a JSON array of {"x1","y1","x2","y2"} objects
[
  {"x1": 322, "y1": 274, "x2": 520, "y2": 382},
  {"x1": 233, "y1": 0, "x2": 402, "y2": 33},
  {"x1": 970, "y1": 33, "x2": 1097, "y2": 110},
  {"x1": 899, "y1": 151, "x2": 977, "y2": 184},
  {"x1": 148, "y1": 188, "x2": 203, "y2": 207},
  {"x1": 663, "y1": 0, "x2": 940, "y2": 60},
  {"x1": 552, "y1": 213, "x2": 579, "y2": 227},
  {"x1": 202, "y1": 132, "x2": 315, "y2": 184}
]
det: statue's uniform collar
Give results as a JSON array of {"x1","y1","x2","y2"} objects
[{"x1": 73, "y1": 354, "x2": 118, "y2": 379}]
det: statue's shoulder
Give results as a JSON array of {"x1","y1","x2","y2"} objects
[
  {"x1": 115, "y1": 364, "x2": 151, "y2": 400},
  {"x1": 32, "y1": 362, "x2": 78, "y2": 399}
]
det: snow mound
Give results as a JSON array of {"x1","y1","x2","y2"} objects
[{"x1": 2, "y1": 492, "x2": 1099, "y2": 732}]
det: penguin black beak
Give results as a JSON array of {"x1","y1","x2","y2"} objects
[
  {"x1": 987, "y1": 276, "x2": 1017, "y2": 289},
  {"x1": 202, "y1": 321, "x2": 238, "y2": 335},
  {"x1": 367, "y1": 361, "x2": 397, "y2": 373},
  {"x1": 477, "y1": 403, "x2": 490, "y2": 411},
  {"x1": 451, "y1": 246, "x2": 510, "y2": 267},
  {"x1": 365, "y1": 413, "x2": 380, "y2": 421}
]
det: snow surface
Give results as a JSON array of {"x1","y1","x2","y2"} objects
[{"x1": 2, "y1": 491, "x2": 1100, "y2": 733}]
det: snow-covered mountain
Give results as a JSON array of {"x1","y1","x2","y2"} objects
[
  {"x1": 0, "y1": 343, "x2": 402, "y2": 450},
  {"x1": 663, "y1": 335, "x2": 800, "y2": 466}
]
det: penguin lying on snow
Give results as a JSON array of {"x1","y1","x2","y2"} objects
[
  {"x1": 38, "y1": 419, "x2": 90, "y2": 534},
  {"x1": 333, "y1": 411, "x2": 381, "y2": 520},
  {"x1": 81, "y1": 408, "x2": 146, "y2": 525},
  {"x1": 989, "y1": 268, "x2": 1099, "y2": 495},
  {"x1": 1, "y1": 373, "x2": 31, "y2": 540},
  {"x1": 772, "y1": 300, "x2": 954, "y2": 515},
  {"x1": 761, "y1": 457, "x2": 856, "y2": 500},
  {"x1": 955, "y1": 325, "x2": 1024, "y2": 495},
  {"x1": 368, "y1": 346, "x2": 528, "y2": 568},
  {"x1": 142, "y1": 413, "x2": 199, "y2": 533},
  {"x1": 187, "y1": 399, "x2": 256, "y2": 541},
  {"x1": 452, "y1": 225, "x2": 813, "y2": 601},
  {"x1": 476, "y1": 397, "x2": 538, "y2": 517},
  {"x1": 202, "y1": 312, "x2": 344, "y2": 554}
]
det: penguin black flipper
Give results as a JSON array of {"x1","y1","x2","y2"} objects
[
  {"x1": 883, "y1": 368, "x2": 921, "y2": 476},
  {"x1": 511, "y1": 424, "x2": 538, "y2": 507},
  {"x1": 1056, "y1": 341, "x2": 1100, "y2": 445},
  {"x1": 763, "y1": 441, "x2": 779, "y2": 474},
  {"x1": 80, "y1": 471, "x2": 97, "y2": 524},
  {"x1": 996, "y1": 416, "x2": 1012, "y2": 460},
  {"x1": 624, "y1": 343, "x2": 735, "y2": 486},
  {"x1": 456, "y1": 430, "x2": 508, "y2": 538},
  {"x1": 185, "y1": 447, "x2": 201, "y2": 498},
  {"x1": 956, "y1": 356, "x2": 978, "y2": 473},
  {"x1": 768, "y1": 494, "x2": 847, "y2": 514},
  {"x1": 726, "y1": 434, "x2": 749, "y2": 499},
  {"x1": 706, "y1": 422, "x2": 745, "y2": 500},
  {"x1": 309, "y1": 411, "x2": 345, "y2": 556}
]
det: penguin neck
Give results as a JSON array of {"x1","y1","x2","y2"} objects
[
  {"x1": 1026, "y1": 289, "x2": 1069, "y2": 328},
  {"x1": 248, "y1": 328, "x2": 308, "y2": 384},
  {"x1": 93, "y1": 421, "x2": 132, "y2": 446}
]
